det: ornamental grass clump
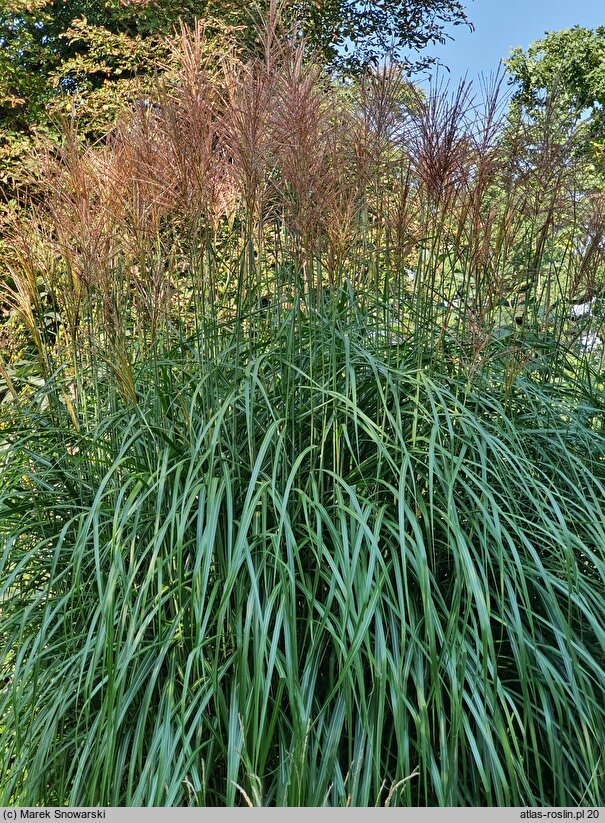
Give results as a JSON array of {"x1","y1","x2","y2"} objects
[
  {"x1": 1, "y1": 15, "x2": 605, "y2": 808},
  {"x1": 1, "y1": 305, "x2": 605, "y2": 806}
]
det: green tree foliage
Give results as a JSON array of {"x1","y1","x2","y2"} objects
[
  {"x1": 0, "y1": 0, "x2": 471, "y2": 190},
  {"x1": 506, "y1": 26, "x2": 605, "y2": 161},
  {"x1": 287, "y1": 0, "x2": 472, "y2": 72},
  {"x1": 0, "y1": 0, "x2": 204, "y2": 188}
]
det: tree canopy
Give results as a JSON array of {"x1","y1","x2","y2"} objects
[
  {"x1": 506, "y1": 26, "x2": 605, "y2": 159},
  {"x1": 0, "y1": 0, "x2": 472, "y2": 189}
]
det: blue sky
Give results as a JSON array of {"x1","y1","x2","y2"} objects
[{"x1": 423, "y1": 0, "x2": 605, "y2": 88}]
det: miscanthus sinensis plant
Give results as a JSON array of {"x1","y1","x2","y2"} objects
[{"x1": 1, "y1": 16, "x2": 605, "y2": 807}]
